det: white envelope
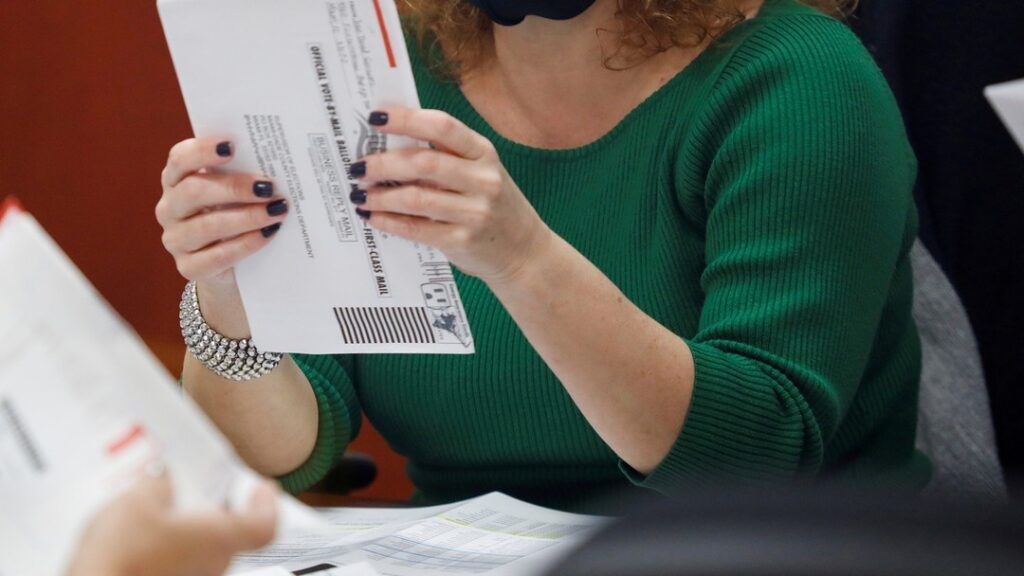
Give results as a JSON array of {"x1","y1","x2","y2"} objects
[{"x1": 158, "y1": 0, "x2": 474, "y2": 355}]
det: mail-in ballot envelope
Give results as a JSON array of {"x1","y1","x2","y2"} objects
[{"x1": 159, "y1": 0, "x2": 474, "y2": 354}]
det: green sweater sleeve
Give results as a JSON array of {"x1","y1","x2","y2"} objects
[
  {"x1": 628, "y1": 16, "x2": 918, "y2": 491},
  {"x1": 276, "y1": 354, "x2": 362, "y2": 494}
]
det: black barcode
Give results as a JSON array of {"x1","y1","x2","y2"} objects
[{"x1": 334, "y1": 307, "x2": 436, "y2": 345}]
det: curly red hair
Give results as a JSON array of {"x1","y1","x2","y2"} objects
[{"x1": 400, "y1": 0, "x2": 857, "y2": 78}]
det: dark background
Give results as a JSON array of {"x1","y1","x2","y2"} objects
[
  {"x1": 1, "y1": 1, "x2": 1021, "y2": 498},
  {"x1": 852, "y1": 0, "x2": 1024, "y2": 498}
]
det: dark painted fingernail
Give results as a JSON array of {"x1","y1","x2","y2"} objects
[
  {"x1": 253, "y1": 181, "x2": 274, "y2": 198},
  {"x1": 266, "y1": 199, "x2": 288, "y2": 216},
  {"x1": 368, "y1": 111, "x2": 389, "y2": 126},
  {"x1": 350, "y1": 189, "x2": 367, "y2": 205},
  {"x1": 216, "y1": 141, "x2": 232, "y2": 157},
  {"x1": 261, "y1": 223, "x2": 282, "y2": 237},
  {"x1": 355, "y1": 208, "x2": 371, "y2": 220},
  {"x1": 349, "y1": 161, "x2": 366, "y2": 179}
]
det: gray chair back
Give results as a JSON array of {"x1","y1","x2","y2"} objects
[{"x1": 911, "y1": 241, "x2": 1006, "y2": 500}]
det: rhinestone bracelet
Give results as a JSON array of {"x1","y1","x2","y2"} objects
[{"x1": 179, "y1": 281, "x2": 283, "y2": 381}]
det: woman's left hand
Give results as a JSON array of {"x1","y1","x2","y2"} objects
[{"x1": 352, "y1": 107, "x2": 553, "y2": 286}]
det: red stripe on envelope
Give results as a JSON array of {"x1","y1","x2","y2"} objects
[{"x1": 372, "y1": 0, "x2": 397, "y2": 68}]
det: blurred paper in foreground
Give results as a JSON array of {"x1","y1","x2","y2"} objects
[
  {"x1": 986, "y1": 78, "x2": 1024, "y2": 154},
  {"x1": 0, "y1": 200, "x2": 326, "y2": 576}
]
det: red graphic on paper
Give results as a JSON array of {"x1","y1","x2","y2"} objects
[{"x1": 107, "y1": 423, "x2": 146, "y2": 455}]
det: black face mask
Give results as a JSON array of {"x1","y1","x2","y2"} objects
[{"x1": 466, "y1": 0, "x2": 598, "y2": 26}]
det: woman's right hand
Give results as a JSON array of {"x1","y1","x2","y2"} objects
[
  {"x1": 160, "y1": 139, "x2": 320, "y2": 477},
  {"x1": 156, "y1": 138, "x2": 288, "y2": 291}
]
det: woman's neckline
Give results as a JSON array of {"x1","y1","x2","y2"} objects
[{"x1": 444, "y1": 0, "x2": 789, "y2": 159}]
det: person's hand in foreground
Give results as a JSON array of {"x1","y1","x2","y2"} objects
[{"x1": 68, "y1": 473, "x2": 277, "y2": 576}]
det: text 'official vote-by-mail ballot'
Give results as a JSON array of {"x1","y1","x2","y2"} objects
[{"x1": 159, "y1": 0, "x2": 474, "y2": 354}]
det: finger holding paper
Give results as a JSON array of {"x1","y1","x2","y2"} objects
[
  {"x1": 354, "y1": 107, "x2": 554, "y2": 286},
  {"x1": 156, "y1": 137, "x2": 289, "y2": 288}
]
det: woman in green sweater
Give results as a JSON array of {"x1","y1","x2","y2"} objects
[{"x1": 156, "y1": 0, "x2": 928, "y2": 510}]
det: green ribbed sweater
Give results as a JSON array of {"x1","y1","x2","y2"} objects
[{"x1": 277, "y1": 0, "x2": 930, "y2": 509}]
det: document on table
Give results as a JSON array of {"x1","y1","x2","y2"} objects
[
  {"x1": 241, "y1": 562, "x2": 379, "y2": 576},
  {"x1": 231, "y1": 501, "x2": 460, "y2": 572},
  {"x1": 0, "y1": 200, "x2": 327, "y2": 576},
  {"x1": 159, "y1": 0, "x2": 474, "y2": 355},
  {"x1": 231, "y1": 492, "x2": 610, "y2": 576},
  {"x1": 986, "y1": 78, "x2": 1024, "y2": 154}
]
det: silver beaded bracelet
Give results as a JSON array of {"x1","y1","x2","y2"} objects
[{"x1": 179, "y1": 281, "x2": 283, "y2": 381}]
